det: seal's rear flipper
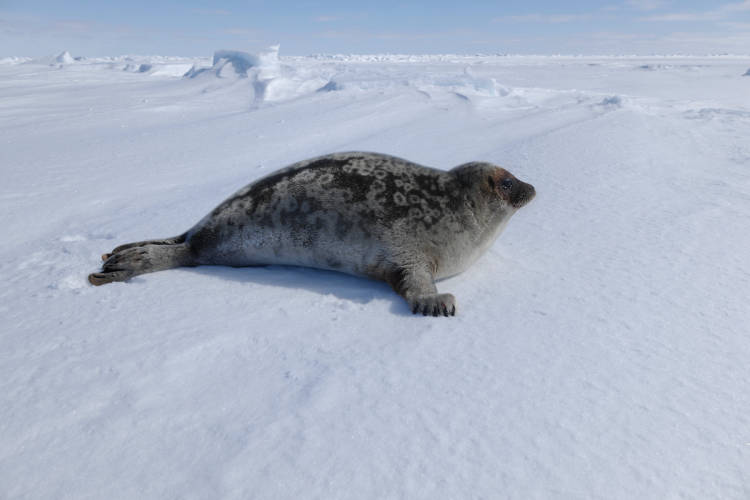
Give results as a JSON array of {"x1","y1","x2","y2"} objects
[
  {"x1": 88, "y1": 242, "x2": 194, "y2": 286},
  {"x1": 103, "y1": 233, "x2": 188, "y2": 260}
]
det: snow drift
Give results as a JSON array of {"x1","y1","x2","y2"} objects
[
  {"x1": 184, "y1": 46, "x2": 328, "y2": 103},
  {"x1": 54, "y1": 50, "x2": 75, "y2": 65}
]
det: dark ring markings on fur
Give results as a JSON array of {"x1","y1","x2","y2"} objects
[{"x1": 88, "y1": 152, "x2": 535, "y2": 316}]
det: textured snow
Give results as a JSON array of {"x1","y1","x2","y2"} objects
[
  {"x1": 183, "y1": 47, "x2": 328, "y2": 104},
  {"x1": 54, "y1": 50, "x2": 75, "y2": 65},
  {"x1": 2, "y1": 48, "x2": 750, "y2": 499}
]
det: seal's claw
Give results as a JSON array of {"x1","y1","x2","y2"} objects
[{"x1": 411, "y1": 293, "x2": 456, "y2": 318}]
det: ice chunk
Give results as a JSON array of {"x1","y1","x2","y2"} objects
[{"x1": 54, "y1": 51, "x2": 75, "y2": 65}]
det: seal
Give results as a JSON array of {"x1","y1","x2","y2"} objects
[{"x1": 89, "y1": 152, "x2": 535, "y2": 316}]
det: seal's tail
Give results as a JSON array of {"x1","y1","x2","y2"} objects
[{"x1": 88, "y1": 233, "x2": 194, "y2": 286}]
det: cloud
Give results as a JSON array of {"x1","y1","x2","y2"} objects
[
  {"x1": 641, "y1": 0, "x2": 750, "y2": 21},
  {"x1": 223, "y1": 28, "x2": 259, "y2": 37},
  {"x1": 313, "y1": 13, "x2": 368, "y2": 23},
  {"x1": 493, "y1": 13, "x2": 591, "y2": 23},
  {"x1": 625, "y1": 0, "x2": 668, "y2": 11},
  {"x1": 0, "y1": 16, "x2": 23, "y2": 35},
  {"x1": 533, "y1": 28, "x2": 750, "y2": 55},
  {"x1": 374, "y1": 32, "x2": 435, "y2": 41},
  {"x1": 642, "y1": 12, "x2": 714, "y2": 21},
  {"x1": 721, "y1": 21, "x2": 750, "y2": 29},
  {"x1": 724, "y1": 0, "x2": 750, "y2": 11},
  {"x1": 315, "y1": 30, "x2": 357, "y2": 39},
  {"x1": 191, "y1": 9, "x2": 230, "y2": 16},
  {"x1": 51, "y1": 20, "x2": 92, "y2": 33},
  {"x1": 314, "y1": 29, "x2": 436, "y2": 41}
]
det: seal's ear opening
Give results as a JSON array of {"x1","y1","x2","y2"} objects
[{"x1": 487, "y1": 176, "x2": 496, "y2": 190}]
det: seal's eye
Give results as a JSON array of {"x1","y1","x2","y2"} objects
[{"x1": 501, "y1": 178, "x2": 513, "y2": 190}]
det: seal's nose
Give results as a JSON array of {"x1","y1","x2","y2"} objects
[{"x1": 512, "y1": 181, "x2": 536, "y2": 208}]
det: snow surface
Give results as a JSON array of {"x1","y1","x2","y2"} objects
[{"x1": 2, "y1": 49, "x2": 750, "y2": 499}]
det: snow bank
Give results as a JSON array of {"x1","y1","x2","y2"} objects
[
  {"x1": 638, "y1": 63, "x2": 670, "y2": 71},
  {"x1": 426, "y1": 66, "x2": 511, "y2": 99},
  {"x1": 598, "y1": 95, "x2": 623, "y2": 108},
  {"x1": 317, "y1": 80, "x2": 342, "y2": 92},
  {"x1": 9, "y1": 54, "x2": 200, "y2": 79},
  {"x1": 54, "y1": 51, "x2": 75, "y2": 65},
  {"x1": 0, "y1": 56, "x2": 31, "y2": 65},
  {"x1": 124, "y1": 63, "x2": 152, "y2": 73},
  {"x1": 184, "y1": 45, "x2": 327, "y2": 103},
  {"x1": 184, "y1": 46, "x2": 281, "y2": 79},
  {"x1": 24, "y1": 51, "x2": 77, "y2": 67},
  {"x1": 118, "y1": 60, "x2": 192, "y2": 77},
  {"x1": 149, "y1": 64, "x2": 194, "y2": 77}
]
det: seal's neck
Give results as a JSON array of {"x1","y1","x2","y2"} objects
[
  {"x1": 436, "y1": 203, "x2": 515, "y2": 279},
  {"x1": 474, "y1": 207, "x2": 513, "y2": 255}
]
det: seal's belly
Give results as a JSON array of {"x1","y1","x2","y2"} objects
[
  {"x1": 189, "y1": 211, "x2": 389, "y2": 278},
  {"x1": 241, "y1": 228, "x2": 384, "y2": 276}
]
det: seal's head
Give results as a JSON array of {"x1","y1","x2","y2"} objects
[{"x1": 452, "y1": 162, "x2": 536, "y2": 212}]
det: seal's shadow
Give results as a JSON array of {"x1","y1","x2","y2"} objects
[{"x1": 186, "y1": 265, "x2": 413, "y2": 316}]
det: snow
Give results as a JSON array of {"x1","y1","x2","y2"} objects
[
  {"x1": 2, "y1": 48, "x2": 750, "y2": 499},
  {"x1": 183, "y1": 47, "x2": 328, "y2": 104},
  {"x1": 54, "y1": 50, "x2": 75, "y2": 65}
]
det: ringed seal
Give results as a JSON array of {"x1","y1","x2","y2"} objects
[{"x1": 89, "y1": 152, "x2": 535, "y2": 316}]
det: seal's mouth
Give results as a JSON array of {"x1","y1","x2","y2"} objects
[{"x1": 512, "y1": 182, "x2": 536, "y2": 208}]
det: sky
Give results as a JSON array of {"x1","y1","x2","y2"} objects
[{"x1": 1, "y1": 0, "x2": 750, "y2": 57}]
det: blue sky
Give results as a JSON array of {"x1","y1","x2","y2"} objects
[{"x1": 2, "y1": 1, "x2": 749, "y2": 56}]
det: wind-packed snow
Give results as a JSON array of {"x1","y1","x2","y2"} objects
[
  {"x1": 185, "y1": 47, "x2": 329, "y2": 103},
  {"x1": 54, "y1": 50, "x2": 75, "y2": 65},
  {"x1": 2, "y1": 48, "x2": 750, "y2": 499}
]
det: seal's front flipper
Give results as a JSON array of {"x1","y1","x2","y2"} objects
[
  {"x1": 410, "y1": 293, "x2": 456, "y2": 317},
  {"x1": 388, "y1": 264, "x2": 456, "y2": 317},
  {"x1": 88, "y1": 242, "x2": 194, "y2": 286}
]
